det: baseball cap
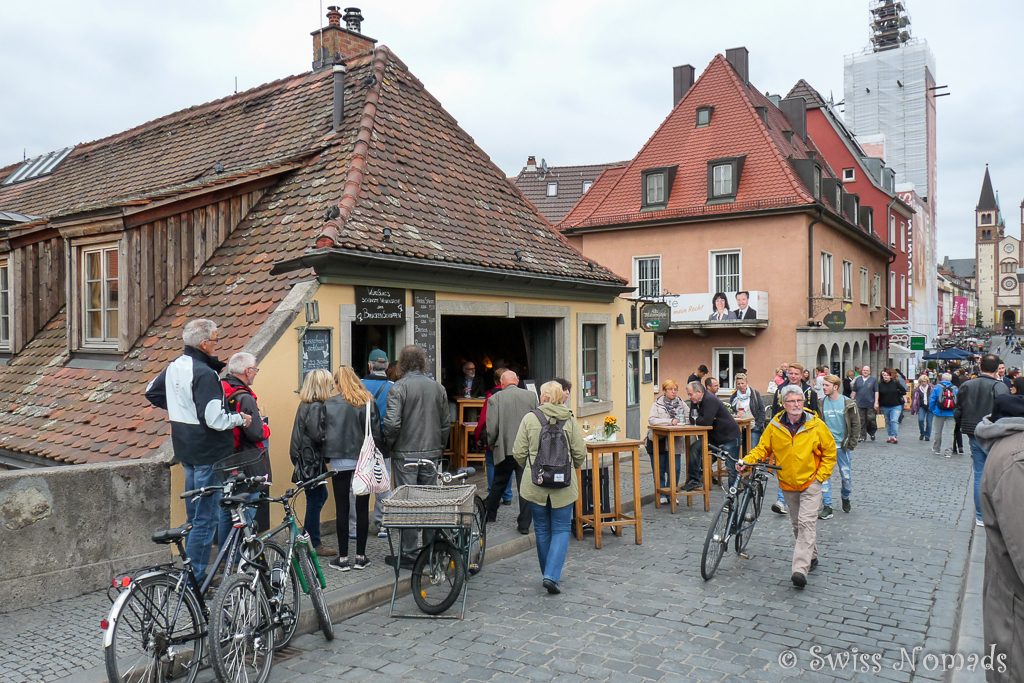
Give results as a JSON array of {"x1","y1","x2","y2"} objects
[{"x1": 368, "y1": 349, "x2": 388, "y2": 363}]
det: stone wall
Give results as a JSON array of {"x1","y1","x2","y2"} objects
[{"x1": 0, "y1": 458, "x2": 170, "y2": 612}]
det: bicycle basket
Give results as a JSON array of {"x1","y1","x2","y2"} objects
[
  {"x1": 214, "y1": 448, "x2": 268, "y2": 491},
  {"x1": 381, "y1": 484, "x2": 476, "y2": 527}
]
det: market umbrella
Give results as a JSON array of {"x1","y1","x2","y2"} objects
[{"x1": 922, "y1": 348, "x2": 972, "y2": 360}]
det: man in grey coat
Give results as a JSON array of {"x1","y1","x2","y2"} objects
[
  {"x1": 973, "y1": 394, "x2": 1024, "y2": 681},
  {"x1": 484, "y1": 370, "x2": 538, "y2": 533},
  {"x1": 383, "y1": 345, "x2": 450, "y2": 563}
]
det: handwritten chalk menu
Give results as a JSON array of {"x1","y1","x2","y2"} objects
[
  {"x1": 355, "y1": 286, "x2": 405, "y2": 324},
  {"x1": 413, "y1": 290, "x2": 437, "y2": 379},
  {"x1": 300, "y1": 328, "x2": 332, "y2": 380}
]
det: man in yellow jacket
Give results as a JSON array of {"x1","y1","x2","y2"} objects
[{"x1": 737, "y1": 384, "x2": 836, "y2": 588}]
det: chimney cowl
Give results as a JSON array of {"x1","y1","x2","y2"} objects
[
  {"x1": 311, "y1": 6, "x2": 376, "y2": 71},
  {"x1": 526, "y1": 156, "x2": 537, "y2": 172},
  {"x1": 326, "y1": 5, "x2": 342, "y2": 26},
  {"x1": 343, "y1": 7, "x2": 364, "y2": 33}
]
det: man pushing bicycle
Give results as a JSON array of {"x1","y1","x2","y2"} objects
[{"x1": 736, "y1": 384, "x2": 836, "y2": 589}]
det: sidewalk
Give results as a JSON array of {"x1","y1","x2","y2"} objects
[
  {"x1": 2, "y1": 455, "x2": 659, "y2": 683},
  {"x1": 951, "y1": 524, "x2": 987, "y2": 683}
]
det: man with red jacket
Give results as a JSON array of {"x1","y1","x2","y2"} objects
[{"x1": 221, "y1": 351, "x2": 272, "y2": 533}]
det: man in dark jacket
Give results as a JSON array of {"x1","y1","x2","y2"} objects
[
  {"x1": 955, "y1": 353, "x2": 1008, "y2": 526},
  {"x1": 221, "y1": 351, "x2": 272, "y2": 533},
  {"x1": 684, "y1": 381, "x2": 740, "y2": 491},
  {"x1": 484, "y1": 370, "x2": 539, "y2": 533},
  {"x1": 146, "y1": 319, "x2": 250, "y2": 582},
  {"x1": 974, "y1": 396, "x2": 1024, "y2": 680},
  {"x1": 361, "y1": 348, "x2": 394, "y2": 538},
  {"x1": 383, "y1": 345, "x2": 450, "y2": 562}
]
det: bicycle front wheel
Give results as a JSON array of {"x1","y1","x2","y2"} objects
[
  {"x1": 734, "y1": 485, "x2": 761, "y2": 554},
  {"x1": 208, "y1": 573, "x2": 275, "y2": 683},
  {"x1": 104, "y1": 572, "x2": 204, "y2": 683},
  {"x1": 259, "y1": 540, "x2": 300, "y2": 650},
  {"x1": 700, "y1": 503, "x2": 731, "y2": 581},
  {"x1": 298, "y1": 546, "x2": 334, "y2": 641},
  {"x1": 468, "y1": 496, "x2": 487, "y2": 575},
  {"x1": 411, "y1": 540, "x2": 466, "y2": 614}
]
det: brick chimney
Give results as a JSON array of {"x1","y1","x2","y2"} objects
[
  {"x1": 312, "y1": 5, "x2": 377, "y2": 71},
  {"x1": 672, "y1": 65, "x2": 695, "y2": 106}
]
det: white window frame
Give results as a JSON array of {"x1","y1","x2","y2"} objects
[
  {"x1": 842, "y1": 168, "x2": 855, "y2": 182},
  {"x1": 820, "y1": 252, "x2": 834, "y2": 298},
  {"x1": 709, "y1": 249, "x2": 741, "y2": 294},
  {"x1": 860, "y1": 267, "x2": 869, "y2": 305},
  {"x1": 0, "y1": 258, "x2": 9, "y2": 350},
  {"x1": 79, "y1": 242, "x2": 120, "y2": 349},
  {"x1": 812, "y1": 165, "x2": 822, "y2": 199},
  {"x1": 899, "y1": 220, "x2": 906, "y2": 252},
  {"x1": 632, "y1": 255, "x2": 662, "y2": 299},
  {"x1": 842, "y1": 260, "x2": 853, "y2": 302},
  {"x1": 645, "y1": 173, "x2": 666, "y2": 206},
  {"x1": 713, "y1": 347, "x2": 746, "y2": 391},
  {"x1": 711, "y1": 163, "x2": 734, "y2": 198},
  {"x1": 888, "y1": 214, "x2": 896, "y2": 246},
  {"x1": 888, "y1": 271, "x2": 896, "y2": 308},
  {"x1": 546, "y1": 182, "x2": 558, "y2": 197},
  {"x1": 582, "y1": 180, "x2": 593, "y2": 193},
  {"x1": 900, "y1": 274, "x2": 906, "y2": 309},
  {"x1": 872, "y1": 273, "x2": 881, "y2": 308}
]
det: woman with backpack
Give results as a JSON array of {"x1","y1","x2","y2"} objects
[
  {"x1": 910, "y1": 373, "x2": 934, "y2": 441},
  {"x1": 289, "y1": 369, "x2": 337, "y2": 558},
  {"x1": 878, "y1": 368, "x2": 906, "y2": 444},
  {"x1": 928, "y1": 372, "x2": 957, "y2": 456},
  {"x1": 323, "y1": 366, "x2": 383, "y2": 572},
  {"x1": 513, "y1": 381, "x2": 587, "y2": 595}
]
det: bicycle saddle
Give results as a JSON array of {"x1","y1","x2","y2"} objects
[{"x1": 151, "y1": 523, "x2": 193, "y2": 544}]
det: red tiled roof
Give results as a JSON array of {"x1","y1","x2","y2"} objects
[
  {"x1": 560, "y1": 55, "x2": 823, "y2": 230},
  {"x1": 0, "y1": 46, "x2": 622, "y2": 464},
  {"x1": 511, "y1": 161, "x2": 628, "y2": 224}
]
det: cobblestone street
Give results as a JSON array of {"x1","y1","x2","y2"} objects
[{"x1": 266, "y1": 419, "x2": 979, "y2": 683}]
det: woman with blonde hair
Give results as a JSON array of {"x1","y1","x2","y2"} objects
[
  {"x1": 513, "y1": 381, "x2": 587, "y2": 594},
  {"x1": 289, "y1": 369, "x2": 337, "y2": 557},
  {"x1": 647, "y1": 379, "x2": 684, "y2": 500},
  {"x1": 323, "y1": 366, "x2": 383, "y2": 571}
]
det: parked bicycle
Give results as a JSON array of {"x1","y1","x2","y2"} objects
[
  {"x1": 382, "y1": 460, "x2": 486, "y2": 616},
  {"x1": 700, "y1": 446, "x2": 781, "y2": 580},
  {"x1": 102, "y1": 472, "x2": 269, "y2": 683}
]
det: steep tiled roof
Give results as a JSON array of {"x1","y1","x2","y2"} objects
[
  {"x1": 786, "y1": 79, "x2": 829, "y2": 109},
  {"x1": 310, "y1": 52, "x2": 624, "y2": 284},
  {"x1": 943, "y1": 258, "x2": 976, "y2": 280},
  {"x1": 0, "y1": 46, "x2": 622, "y2": 464},
  {"x1": 560, "y1": 55, "x2": 823, "y2": 230},
  {"x1": 511, "y1": 161, "x2": 627, "y2": 224}
]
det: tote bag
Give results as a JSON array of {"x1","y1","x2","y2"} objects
[{"x1": 352, "y1": 400, "x2": 391, "y2": 495}]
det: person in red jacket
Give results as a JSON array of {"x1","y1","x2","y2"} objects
[{"x1": 221, "y1": 352, "x2": 272, "y2": 534}]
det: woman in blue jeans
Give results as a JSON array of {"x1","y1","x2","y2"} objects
[
  {"x1": 513, "y1": 381, "x2": 587, "y2": 594},
  {"x1": 877, "y1": 368, "x2": 906, "y2": 444},
  {"x1": 288, "y1": 369, "x2": 338, "y2": 557}
]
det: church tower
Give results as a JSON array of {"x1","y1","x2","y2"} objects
[{"x1": 976, "y1": 165, "x2": 1019, "y2": 329}]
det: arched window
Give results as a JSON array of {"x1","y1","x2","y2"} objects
[{"x1": 1001, "y1": 260, "x2": 1018, "y2": 274}]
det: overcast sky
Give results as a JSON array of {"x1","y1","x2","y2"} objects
[{"x1": 2, "y1": 1, "x2": 1020, "y2": 260}]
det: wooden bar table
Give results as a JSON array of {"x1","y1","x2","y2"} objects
[
  {"x1": 735, "y1": 414, "x2": 754, "y2": 454},
  {"x1": 453, "y1": 398, "x2": 485, "y2": 469},
  {"x1": 649, "y1": 424, "x2": 712, "y2": 512},
  {"x1": 573, "y1": 438, "x2": 643, "y2": 549}
]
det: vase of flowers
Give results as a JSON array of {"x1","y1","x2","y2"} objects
[{"x1": 603, "y1": 415, "x2": 621, "y2": 441}]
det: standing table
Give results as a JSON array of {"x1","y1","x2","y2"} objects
[
  {"x1": 649, "y1": 424, "x2": 713, "y2": 512},
  {"x1": 573, "y1": 438, "x2": 643, "y2": 549},
  {"x1": 453, "y1": 398, "x2": 485, "y2": 469},
  {"x1": 735, "y1": 414, "x2": 755, "y2": 454}
]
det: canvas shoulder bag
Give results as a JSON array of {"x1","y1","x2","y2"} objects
[{"x1": 353, "y1": 400, "x2": 391, "y2": 495}]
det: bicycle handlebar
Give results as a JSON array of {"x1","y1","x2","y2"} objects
[
  {"x1": 180, "y1": 474, "x2": 270, "y2": 500},
  {"x1": 262, "y1": 470, "x2": 333, "y2": 505},
  {"x1": 401, "y1": 459, "x2": 475, "y2": 484}
]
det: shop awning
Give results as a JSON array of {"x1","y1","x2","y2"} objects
[{"x1": 889, "y1": 343, "x2": 917, "y2": 357}]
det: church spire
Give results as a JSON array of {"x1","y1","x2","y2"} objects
[{"x1": 977, "y1": 164, "x2": 998, "y2": 212}]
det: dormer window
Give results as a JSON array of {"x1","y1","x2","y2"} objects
[
  {"x1": 0, "y1": 258, "x2": 9, "y2": 350},
  {"x1": 546, "y1": 182, "x2": 558, "y2": 197},
  {"x1": 582, "y1": 180, "x2": 593, "y2": 193},
  {"x1": 834, "y1": 184, "x2": 842, "y2": 211},
  {"x1": 79, "y1": 243, "x2": 120, "y2": 349},
  {"x1": 641, "y1": 166, "x2": 676, "y2": 209},
  {"x1": 707, "y1": 157, "x2": 744, "y2": 202},
  {"x1": 696, "y1": 106, "x2": 713, "y2": 127},
  {"x1": 812, "y1": 165, "x2": 822, "y2": 199}
]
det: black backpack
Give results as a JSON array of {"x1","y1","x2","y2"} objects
[{"x1": 528, "y1": 409, "x2": 572, "y2": 488}]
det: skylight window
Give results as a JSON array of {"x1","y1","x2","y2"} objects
[{"x1": 2, "y1": 147, "x2": 73, "y2": 185}]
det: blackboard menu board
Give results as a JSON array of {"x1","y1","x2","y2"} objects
[
  {"x1": 355, "y1": 286, "x2": 405, "y2": 324},
  {"x1": 413, "y1": 290, "x2": 437, "y2": 379},
  {"x1": 300, "y1": 328, "x2": 332, "y2": 381}
]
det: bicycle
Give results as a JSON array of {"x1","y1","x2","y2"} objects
[
  {"x1": 382, "y1": 460, "x2": 486, "y2": 616},
  {"x1": 699, "y1": 446, "x2": 780, "y2": 581},
  {"x1": 255, "y1": 470, "x2": 336, "y2": 645},
  {"x1": 102, "y1": 472, "x2": 270, "y2": 683}
]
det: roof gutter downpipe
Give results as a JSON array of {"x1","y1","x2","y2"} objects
[{"x1": 808, "y1": 210, "x2": 822, "y2": 321}]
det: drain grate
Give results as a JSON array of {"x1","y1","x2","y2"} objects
[{"x1": 274, "y1": 644, "x2": 304, "y2": 662}]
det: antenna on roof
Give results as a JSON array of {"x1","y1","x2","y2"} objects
[
  {"x1": 234, "y1": 76, "x2": 238, "y2": 94},
  {"x1": 539, "y1": 158, "x2": 549, "y2": 178}
]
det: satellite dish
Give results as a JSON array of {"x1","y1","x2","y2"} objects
[{"x1": 539, "y1": 158, "x2": 548, "y2": 176}]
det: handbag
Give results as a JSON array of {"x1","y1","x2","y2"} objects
[{"x1": 352, "y1": 400, "x2": 391, "y2": 495}]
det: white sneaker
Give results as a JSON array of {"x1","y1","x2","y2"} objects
[
  {"x1": 975, "y1": 519, "x2": 985, "y2": 527},
  {"x1": 771, "y1": 501, "x2": 788, "y2": 515},
  {"x1": 659, "y1": 495, "x2": 669, "y2": 504}
]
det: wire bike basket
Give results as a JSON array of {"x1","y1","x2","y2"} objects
[{"x1": 381, "y1": 484, "x2": 476, "y2": 528}]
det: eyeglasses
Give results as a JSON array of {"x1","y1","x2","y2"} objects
[
  {"x1": 247, "y1": 367, "x2": 260, "y2": 374},
  {"x1": 783, "y1": 399, "x2": 805, "y2": 405}
]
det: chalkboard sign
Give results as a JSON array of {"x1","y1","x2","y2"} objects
[
  {"x1": 355, "y1": 286, "x2": 405, "y2": 324},
  {"x1": 413, "y1": 290, "x2": 437, "y2": 379},
  {"x1": 300, "y1": 328, "x2": 332, "y2": 383}
]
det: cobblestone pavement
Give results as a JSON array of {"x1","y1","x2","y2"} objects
[
  {"x1": 263, "y1": 418, "x2": 980, "y2": 683},
  {"x1": 1, "y1": 421, "x2": 982, "y2": 682}
]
